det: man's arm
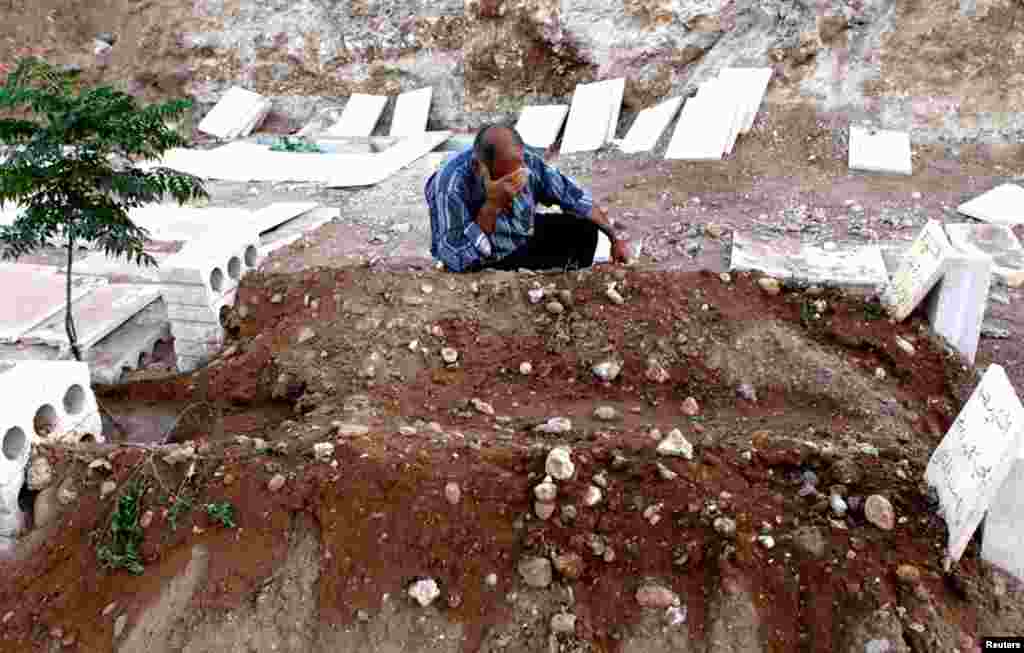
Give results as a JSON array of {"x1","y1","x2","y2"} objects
[
  {"x1": 429, "y1": 176, "x2": 493, "y2": 272},
  {"x1": 533, "y1": 158, "x2": 594, "y2": 218}
]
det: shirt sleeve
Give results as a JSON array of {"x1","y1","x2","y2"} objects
[
  {"x1": 534, "y1": 158, "x2": 594, "y2": 219},
  {"x1": 428, "y1": 174, "x2": 491, "y2": 272}
]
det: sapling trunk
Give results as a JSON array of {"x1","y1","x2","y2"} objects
[{"x1": 64, "y1": 234, "x2": 82, "y2": 362}]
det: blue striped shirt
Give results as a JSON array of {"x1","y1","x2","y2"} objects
[{"x1": 425, "y1": 147, "x2": 594, "y2": 272}]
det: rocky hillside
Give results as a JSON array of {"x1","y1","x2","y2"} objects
[{"x1": 3, "y1": 0, "x2": 1023, "y2": 144}]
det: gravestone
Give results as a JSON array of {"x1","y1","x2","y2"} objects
[
  {"x1": 882, "y1": 220, "x2": 954, "y2": 321},
  {"x1": 945, "y1": 222, "x2": 1024, "y2": 285},
  {"x1": 924, "y1": 364, "x2": 1024, "y2": 566},
  {"x1": 957, "y1": 183, "x2": 1024, "y2": 226},
  {"x1": 730, "y1": 233, "x2": 888, "y2": 289},
  {"x1": 924, "y1": 250, "x2": 991, "y2": 365},
  {"x1": 618, "y1": 96, "x2": 683, "y2": 154},
  {"x1": 983, "y1": 459, "x2": 1024, "y2": 582},
  {"x1": 848, "y1": 125, "x2": 913, "y2": 175}
]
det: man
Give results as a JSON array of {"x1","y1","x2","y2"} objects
[{"x1": 425, "y1": 124, "x2": 630, "y2": 272}]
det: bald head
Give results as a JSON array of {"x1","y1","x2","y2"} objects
[{"x1": 473, "y1": 124, "x2": 525, "y2": 180}]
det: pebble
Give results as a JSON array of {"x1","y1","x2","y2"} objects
[
  {"x1": 139, "y1": 510, "x2": 154, "y2": 529},
  {"x1": 830, "y1": 494, "x2": 848, "y2": 517},
  {"x1": 551, "y1": 613, "x2": 577, "y2": 635},
  {"x1": 444, "y1": 482, "x2": 461, "y2": 505},
  {"x1": 896, "y1": 564, "x2": 921, "y2": 585},
  {"x1": 100, "y1": 481, "x2": 117, "y2": 498},
  {"x1": 485, "y1": 573, "x2": 498, "y2": 587},
  {"x1": 592, "y1": 360, "x2": 621, "y2": 382},
  {"x1": 705, "y1": 222, "x2": 723, "y2": 238},
  {"x1": 736, "y1": 383, "x2": 758, "y2": 401},
  {"x1": 758, "y1": 277, "x2": 782, "y2": 295},
  {"x1": 552, "y1": 552, "x2": 584, "y2": 580},
  {"x1": 519, "y1": 361, "x2": 533, "y2": 375},
  {"x1": 1, "y1": 611, "x2": 11, "y2": 624},
  {"x1": 605, "y1": 287, "x2": 625, "y2": 305},
  {"x1": 558, "y1": 289, "x2": 573, "y2": 306},
  {"x1": 719, "y1": 272, "x2": 732, "y2": 283},
  {"x1": 758, "y1": 535, "x2": 776, "y2": 549},
  {"x1": 296, "y1": 327, "x2": 316, "y2": 344},
  {"x1": 545, "y1": 447, "x2": 575, "y2": 480},
  {"x1": 527, "y1": 288, "x2": 545, "y2": 304},
  {"x1": 657, "y1": 429, "x2": 694, "y2": 460},
  {"x1": 471, "y1": 398, "x2": 495, "y2": 415},
  {"x1": 102, "y1": 603, "x2": 117, "y2": 617},
  {"x1": 865, "y1": 495, "x2": 895, "y2": 530},
  {"x1": 636, "y1": 584, "x2": 680, "y2": 608},
  {"x1": 268, "y1": 474, "x2": 286, "y2": 492},
  {"x1": 681, "y1": 397, "x2": 700, "y2": 416},
  {"x1": 593, "y1": 405, "x2": 620, "y2": 421},
  {"x1": 89, "y1": 458, "x2": 113, "y2": 473},
  {"x1": 875, "y1": 367, "x2": 887, "y2": 379},
  {"x1": 534, "y1": 477, "x2": 558, "y2": 502},
  {"x1": 270, "y1": 293, "x2": 283, "y2": 304},
  {"x1": 334, "y1": 423, "x2": 369, "y2": 437},
  {"x1": 583, "y1": 485, "x2": 603, "y2": 507},
  {"x1": 545, "y1": 301, "x2": 565, "y2": 315},
  {"x1": 656, "y1": 462, "x2": 679, "y2": 480},
  {"x1": 399, "y1": 426, "x2": 418, "y2": 436},
  {"x1": 534, "y1": 417, "x2": 572, "y2": 434},
  {"x1": 645, "y1": 358, "x2": 671, "y2": 383},
  {"x1": 441, "y1": 347, "x2": 459, "y2": 364},
  {"x1": 420, "y1": 283, "x2": 434, "y2": 295},
  {"x1": 313, "y1": 442, "x2": 334, "y2": 461},
  {"x1": 518, "y1": 556, "x2": 553, "y2": 588},
  {"x1": 714, "y1": 517, "x2": 737, "y2": 538},
  {"x1": 408, "y1": 578, "x2": 441, "y2": 607},
  {"x1": 894, "y1": 336, "x2": 916, "y2": 355}
]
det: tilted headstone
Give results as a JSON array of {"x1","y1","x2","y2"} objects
[
  {"x1": 882, "y1": 220, "x2": 954, "y2": 321},
  {"x1": 983, "y1": 459, "x2": 1024, "y2": 582},
  {"x1": 924, "y1": 250, "x2": 992, "y2": 365},
  {"x1": 924, "y1": 364, "x2": 1024, "y2": 566}
]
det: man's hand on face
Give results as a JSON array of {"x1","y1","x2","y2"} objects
[{"x1": 479, "y1": 162, "x2": 527, "y2": 212}]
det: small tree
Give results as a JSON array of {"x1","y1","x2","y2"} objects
[{"x1": 0, "y1": 57, "x2": 207, "y2": 361}]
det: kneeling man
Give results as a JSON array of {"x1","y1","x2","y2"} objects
[{"x1": 425, "y1": 123, "x2": 630, "y2": 272}]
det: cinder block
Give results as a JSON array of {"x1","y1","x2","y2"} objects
[{"x1": 926, "y1": 251, "x2": 992, "y2": 365}]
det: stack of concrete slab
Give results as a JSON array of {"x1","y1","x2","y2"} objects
[
  {"x1": 198, "y1": 86, "x2": 272, "y2": 140},
  {"x1": 325, "y1": 94, "x2": 388, "y2": 138},
  {"x1": 158, "y1": 226, "x2": 261, "y2": 372},
  {"x1": 129, "y1": 205, "x2": 255, "y2": 243},
  {"x1": 848, "y1": 125, "x2": 913, "y2": 175},
  {"x1": 924, "y1": 364, "x2": 1024, "y2": 581},
  {"x1": 0, "y1": 360, "x2": 104, "y2": 537},
  {"x1": 0, "y1": 264, "x2": 107, "y2": 345},
  {"x1": 665, "y1": 67, "x2": 772, "y2": 160},
  {"x1": 957, "y1": 184, "x2": 1024, "y2": 226},
  {"x1": 560, "y1": 78, "x2": 625, "y2": 154},
  {"x1": 729, "y1": 233, "x2": 889, "y2": 290},
  {"x1": 515, "y1": 105, "x2": 570, "y2": 150}
]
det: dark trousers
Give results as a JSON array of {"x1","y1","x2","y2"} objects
[{"x1": 489, "y1": 212, "x2": 599, "y2": 272}]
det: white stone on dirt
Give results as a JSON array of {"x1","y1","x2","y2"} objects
[
  {"x1": 681, "y1": 397, "x2": 700, "y2": 416},
  {"x1": 441, "y1": 347, "x2": 459, "y2": 364},
  {"x1": 518, "y1": 556, "x2": 553, "y2": 588},
  {"x1": 925, "y1": 364, "x2": 1024, "y2": 568},
  {"x1": 592, "y1": 360, "x2": 621, "y2": 381},
  {"x1": 848, "y1": 125, "x2": 912, "y2": 175},
  {"x1": 334, "y1": 422, "x2": 369, "y2": 437},
  {"x1": 313, "y1": 442, "x2": 334, "y2": 461},
  {"x1": 163, "y1": 444, "x2": 196, "y2": 466},
  {"x1": 296, "y1": 326, "x2": 316, "y2": 344},
  {"x1": 471, "y1": 398, "x2": 495, "y2": 416},
  {"x1": 864, "y1": 495, "x2": 895, "y2": 531},
  {"x1": 268, "y1": 474, "x2": 286, "y2": 492},
  {"x1": 408, "y1": 578, "x2": 441, "y2": 607},
  {"x1": 883, "y1": 220, "x2": 954, "y2": 321},
  {"x1": 485, "y1": 573, "x2": 498, "y2": 587},
  {"x1": 545, "y1": 447, "x2": 575, "y2": 480},
  {"x1": 894, "y1": 336, "x2": 916, "y2": 356},
  {"x1": 758, "y1": 535, "x2": 776, "y2": 549},
  {"x1": 26, "y1": 456, "x2": 53, "y2": 491},
  {"x1": 657, "y1": 429, "x2": 694, "y2": 460},
  {"x1": 534, "y1": 477, "x2": 558, "y2": 502},
  {"x1": 605, "y1": 286, "x2": 625, "y2": 305},
  {"x1": 139, "y1": 510, "x2": 154, "y2": 529},
  {"x1": 100, "y1": 481, "x2": 117, "y2": 498},
  {"x1": 593, "y1": 405, "x2": 620, "y2": 421},
  {"x1": 583, "y1": 485, "x2": 603, "y2": 507},
  {"x1": 519, "y1": 362, "x2": 533, "y2": 376},
  {"x1": 551, "y1": 612, "x2": 577, "y2": 635},
  {"x1": 758, "y1": 277, "x2": 782, "y2": 295},
  {"x1": 925, "y1": 250, "x2": 992, "y2": 365},
  {"x1": 830, "y1": 494, "x2": 849, "y2": 517},
  {"x1": 714, "y1": 516, "x2": 737, "y2": 537},
  {"x1": 545, "y1": 301, "x2": 564, "y2": 315},
  {"x1": 636, "y1": 584, "x2": 680, "y2": 608},
  {"x1": 535, "y1": 417, "x2": 572, "y2": 434},
  {"x1": 445, "y1": 481, "x2": 461, "y2": 505},
  {"x1": 657, "y1": 462, "x2": 679, "y2": 480}
]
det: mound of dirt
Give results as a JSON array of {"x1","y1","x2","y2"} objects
[{"x1": 1, "y1": 267, "x2": 1020, "y2": 653}]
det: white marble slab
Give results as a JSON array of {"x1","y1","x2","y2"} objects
[
  {"x1": 740, "y1": 68, "x2": 773, "y2": 133},
  {"x1": 389, "y1": 87, "x2": 433, "y2": 138},
  {"x1": 560, "y1": 80, "x2": 616, "y2": 154},
  {"x1": 247, "y1": 202, "x2": 319, "y2": 235},
  {"x1": 619, "y1": 97, "x2": 683, "y2": 154},
  {"x1": 198, "y1": 87, "x2": 271, "y2": 140},
  {"x1": 882, "y1": 220, "x2": 954, "y2": 321},
  {"x1": 945, "y1": 222, "x2": 1024, "y2": 283},
  {"x1": 663, "y1": 95, "x2": 705, "y2": 160},
  {"x1": 849, "y1": 125, "x2": 913, "y2": 175},
  {"x1": 729, "y1": 233, "x2": 889, "y2": 288},
  {"x1": 925, "y1": 364, "x2": 1024, "y2": 565},
  {"x1": 326, "y1": 94, "x2": 388, "y2": 138},
  {"x1": 957, "y1": 184, "x2": 1024, "y2": 226},
  {"x1": 925, "y1": 250, "x2": 992, "y2": 365},
  {"x1": 515, "y1": 105, "x2": 570, "y2": 149},
  {"x1": 0, "y1": 264, "x2": 107, "y2": 344},
  {"x1": 713, "y1": 76, "x2": 747, "y2": 156},
  {"x1": 601, "y1": 78, "x2": 626, "y2": 143},
  {"x1": 983, "y1": 460, "x2": 1024, "y2": 583}
]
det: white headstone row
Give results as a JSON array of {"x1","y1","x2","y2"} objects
[{"x1": 924, "y1": 364, "x2": 1024, "y2": 581}]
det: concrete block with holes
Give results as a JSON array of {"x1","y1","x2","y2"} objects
[{"x1": 0, "y1": 360, "x2": 104, "y2": 537}]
